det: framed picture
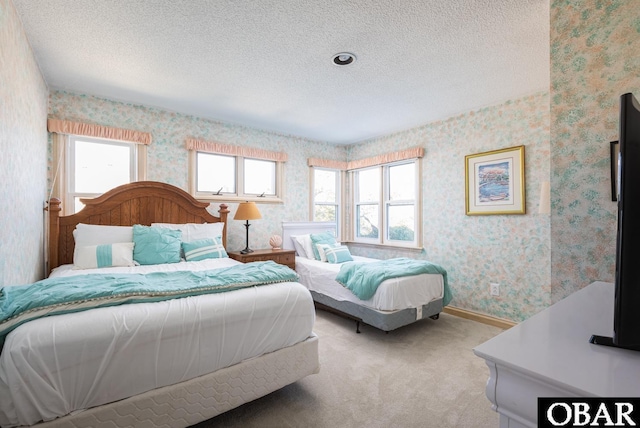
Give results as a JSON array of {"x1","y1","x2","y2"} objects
[
  {"x1": 611, "y1": 141, "x2": 619, "y2": 202},
  {"x1": 465, "y1": 146, "x2": 526, "y2": 215}
]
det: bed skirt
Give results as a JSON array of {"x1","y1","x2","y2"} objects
[
  {"x1": 35, "y1": 334, "x2": 319, "y2": 428},
  {"x1": 312, "y1": 291, "x2": 443, "y2": 331}
]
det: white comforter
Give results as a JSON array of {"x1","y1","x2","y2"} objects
[
  {"x1": 295, "y1": 255, "x2": 444, "y2": 311},
  {"x1": 0, "y1": 259, "x2": 315, "y2": 427}
]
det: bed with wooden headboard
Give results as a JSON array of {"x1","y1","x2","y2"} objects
[
  {"x1": 47, "y1": 180, "x2": 230, "y2": 273},
  {"x1": 0, "y1": 181, "x2": 318, "y2": 428}
]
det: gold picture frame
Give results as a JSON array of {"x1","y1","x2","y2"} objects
[{"x1": 465, "y1": 146, "x2": 526, "y2": 215}]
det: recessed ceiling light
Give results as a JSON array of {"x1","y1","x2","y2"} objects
[{"x1": 332, "y1": 52, "x2": 356, "y2": 66}]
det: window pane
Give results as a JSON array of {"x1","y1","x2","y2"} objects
[
  {"x1": 314, "y1": 205, "x2": 336, "y2": 222},
  {"x1": 389, "y1": 163, "x2": 415, "y2": 201},
  {"x1": 356, "y1": 169, "x2": 379, "y2": 202},
  {"x1": 357, "y1": 204, "x2": 379, "y2": 238},
  {"x1": 74, "y1": 197, "x2": 85, "y2": 213},
  {"x1": 314, "y1": 169, "x2": 337, "y2": 203},
  {"x1": 197, "y1": 153, "x2": 235, "y2": 193},
  {"x1": 387, "y1": 204, "x2": 415, "y2": 241},
  {"x1": 245, "y1": 159, "x2": 275, "y2": 195},
  {"x1": 74, "y1": 140, "x2": 131, "y2": 193}
]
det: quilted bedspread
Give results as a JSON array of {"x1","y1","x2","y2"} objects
[{"x1": 0, "y1": 261, "x2": 299, "y2": 347}]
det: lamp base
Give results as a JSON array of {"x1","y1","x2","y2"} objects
[{"x1": 240, "y1": 220, "x2": 253, "y2": 255}]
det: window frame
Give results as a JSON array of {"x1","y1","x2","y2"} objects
[
  {"x1": 60, "y1": 135, "x2": 147, "y2": 215},
  {"x1": 350, "y1": 158, "x2": 421, "y2": 249},
  {"x1": 353, "y1": 166, "x2": 381, "y2": 244},
  {"x1": 310, "y1": 167, "x2": 343, "y2": 239},
  {"x1": 189, "y1": 150, "x2": 284, "y2": 203}
]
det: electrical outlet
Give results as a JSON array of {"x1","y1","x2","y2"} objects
[{"x1": 490, "y1": 282, "x2": 500, "y2": 296}]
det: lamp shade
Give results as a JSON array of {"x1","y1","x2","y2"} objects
[{"x1": 234, "y1": 202, "x2": 262, "y2": 221}]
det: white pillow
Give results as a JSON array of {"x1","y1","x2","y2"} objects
[
  {"x1": 73, "y1": 223, "x2": 134, "y2": 245},
  {"x1": 151, "y1": 223, "x2": 225, "y2": 242},
  {"x1": 290, "y1": 238, "x2": 307, "y2": 258},
  {"x1": 74, "y1": 242, "x2": 135, "y2": 269},
  {"x1": 73, "y1": 224, "x2": 134, "y2": 264},
  {"x1": 291, "y1": 234, "x2": 314, "y2": 259}
]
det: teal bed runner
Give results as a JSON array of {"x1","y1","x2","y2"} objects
[
  {"x1": 0, "y1": 261, "x2": 299, "y2": 348},
  {"x1": 336, "y1": 257, "x2": 452, "y2": 304}
]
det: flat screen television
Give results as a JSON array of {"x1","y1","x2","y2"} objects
[{"x1": 590, "y1": 92, "x2": 640, "y2": 351}]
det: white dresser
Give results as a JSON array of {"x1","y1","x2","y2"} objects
[{"x1": 473, "y1": 281, "x2": 640, "y2": 428}]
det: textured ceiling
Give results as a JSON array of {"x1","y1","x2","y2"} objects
[{"x1": 14, "y1": 0, "x2": 549, "y2": 144}]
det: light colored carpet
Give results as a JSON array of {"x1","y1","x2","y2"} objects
[{"x1": 194, "y1": 310, "x2": 503, "y2": 428}]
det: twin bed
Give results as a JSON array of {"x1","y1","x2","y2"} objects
[
  {"x1": 0, "y1": 182, "x2": 319, "y2": 428},
  {"x1": 281, "y1": 222, "x2": 450, "y2": 333}
]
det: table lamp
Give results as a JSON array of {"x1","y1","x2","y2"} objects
[{"x1": 234, "y1": 201, "x2": 262, "y2": 254}]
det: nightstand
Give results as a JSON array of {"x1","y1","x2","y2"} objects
[{"x1": 228, "y1": 249, "x2": 295, "y2": 270}]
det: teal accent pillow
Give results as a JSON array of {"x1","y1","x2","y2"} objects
[
  {"x1": 133, "y1": 225, "x2": 182, "y2": 265},
  {"x1": 182, "y1": 237, "x2": 228, "y2": 261},
  {"x1": 310, "y1": 232, "x2": 337, "y2": 261},
  {"x1": 325, "y1": 245, "x2": 353, "y2": 264},
  {"x1": 316, "y1": 242, "x2": 340, "y2": 262}
]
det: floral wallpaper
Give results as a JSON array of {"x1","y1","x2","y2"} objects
[
  {"x1": 550, "y1": 0, "x2": 640, "y2": 301},
  {"x1": 8, "y1": 0, "x2": 638, "y2": 322},
  {"x1": 48, "y1": 89, "x2": 552, "y2": 321},
  {"x1": 49, "y1": 91, "x2": 551, "y2": 321},
  {"x1": 347, "y1": 93, "x2": 552, "y2": 321},
  {"x1": 48, "y1": 91, "x2": 347, "y2": 254},
  {"x1": 0, "y1": 0, "x2": 49, "y2": 286}
]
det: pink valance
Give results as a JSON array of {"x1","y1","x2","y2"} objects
[
  {"x1": 308, "y1": 146, "x2": 424, "y2": 171},
  {"x1": 347, "y1": 146, "x2": 424, "y2": 170},
  {"x1": 307, "y1": 158, "x2": 348, "y2": 170},
  {"x1": 186, "y1": 138, "x2": 288, "y2": 162},
  {"x1": 47, "y1": 119, "x2": 151, "y2": 145}
]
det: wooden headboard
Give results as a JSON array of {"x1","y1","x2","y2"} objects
[{"x1": 47, "y1": 181, "x2": 229, "y2": 273}]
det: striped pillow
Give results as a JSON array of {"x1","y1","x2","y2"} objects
[
  {"x1": 74, "y1": 242, "x2": 135, "y2": 269},
  {"x1": 325, "y1": 245, "x2": 353, "y2": 264},
  {"x1": 182, "y1": 237, "x2": 228, "y2": 261},
  {"x1": 316, "y1": 242, "x2": 340, "y2": 262}
]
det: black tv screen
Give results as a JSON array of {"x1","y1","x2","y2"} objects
[{"x1": 591, "y1": 93, "x2": 640, "y2": 351}]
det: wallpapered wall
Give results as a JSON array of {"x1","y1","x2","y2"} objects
[
  {"x1": 347, "y1": 93, "x2": 551, "y2": 321},
  {"x1": 49, "y1": 90, "x2": 550, "y2": 321},
  {"x1": 9, "y1": 0, "x2": 638, "y2": 322},
  {"x1": 550, "y1": 0, "x2": 640, "y2": 301},
  {"x1": 0, "y1": 0, "x2": 49, "y2": 286},
  {"x1": 48, "y1": 91, "x2": 347, "y2": 253}
]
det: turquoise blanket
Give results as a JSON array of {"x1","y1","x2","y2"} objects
[
  {"x1": 335, "y1": 258, "x2": 452, "y2": 304},
  {"x1": 0, "y1": 261, "x2": 298, "y2": 347}
]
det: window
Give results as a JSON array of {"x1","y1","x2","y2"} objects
[
  {"x1": 191, "y1": 152, "x2": 283, "y2": 202},
  {"x1": 66, "y1": 136, "x2": 145, "y2": 214},
  {"x1": 354, "y1": 168, "x2": 380, "y2": 240},
  {"x1": 352, "y1": 159, "x2": 420, "y2": 247},
  {"x1": 196, "y1": 153, "x2": 236, "y2": 194},
  {"x1": 312, "y1": 168, "x2": 341, "y2": 235},
  {"x1": 386, "y1": 162, "x2": 417, "y2": 243}
]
